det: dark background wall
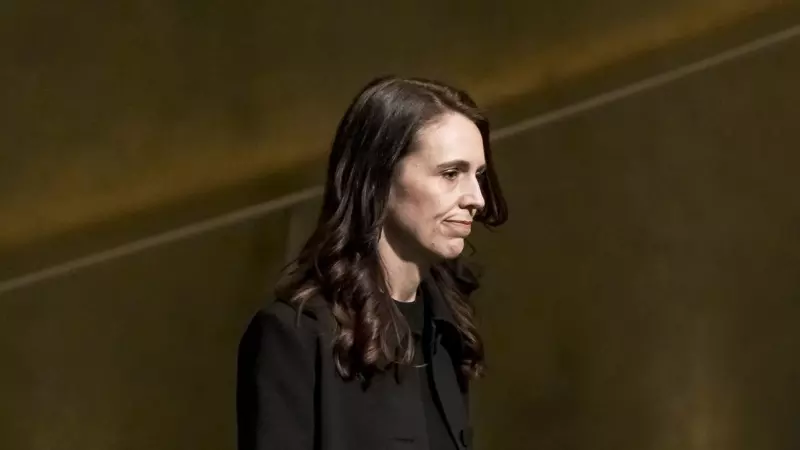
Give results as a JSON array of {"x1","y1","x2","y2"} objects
[
  {"x1": 0, "y1": 0, "x2": 788, "y2": 255},
  {"x1": 2, "y1": 2, "x2": 799, "y2": 449}
]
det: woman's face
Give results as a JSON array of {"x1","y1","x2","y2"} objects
[{"x1": 382, "y1": 112, "x2": 487, "y2": 263}]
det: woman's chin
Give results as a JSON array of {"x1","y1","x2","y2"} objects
[{"x1": 429, "y1": 238, "x2": 465, "y2": 260}]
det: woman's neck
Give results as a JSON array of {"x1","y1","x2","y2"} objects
[{"x1": 377, "y1": 234, "x2": 427, "y2": 303}]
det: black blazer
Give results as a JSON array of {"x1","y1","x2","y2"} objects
[{"x1": 236, "y1": 270, "x2": 476, "y2": 450}]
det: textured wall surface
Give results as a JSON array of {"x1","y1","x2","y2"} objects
[
  {"x1": 0, "y1": 0, "x2": 788, "y2": 252},
  {"x1": 469, "y1": 35, "x2": 800, "y2": 450}
]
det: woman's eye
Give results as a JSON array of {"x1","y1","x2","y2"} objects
[{"x1": 442, "y1": 170, "x2": 459, "y2": 180}]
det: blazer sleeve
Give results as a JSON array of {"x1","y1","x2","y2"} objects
[{"x1": 237, "y1": 302, "x2": 317, "y2": 450}]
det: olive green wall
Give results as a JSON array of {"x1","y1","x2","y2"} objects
[
  {"x1": 469, "y1": 33, "x2": 800, "y2": 450},
  {"x1": 0, "y1": 0, "x2": 787, "y2": 252},
  {"x1": 2, "y1": 2, "x2": 800, "y2": 450}
]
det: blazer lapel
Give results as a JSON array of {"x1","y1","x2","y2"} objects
[{"x1": 422, "y1": 277, "x2": 471, "y2": 449}]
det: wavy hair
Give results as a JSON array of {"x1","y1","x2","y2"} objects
[{"x1": 275, "y1": 76, "x2": 508, "y2": 381}]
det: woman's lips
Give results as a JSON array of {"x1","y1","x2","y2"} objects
[{"x1": 444, "y1": 220, "x2": 473, "y2": 235}]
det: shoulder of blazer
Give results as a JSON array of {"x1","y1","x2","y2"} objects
[
  {"x1": 258, "y1": 295, "x2": 336, "y2": 340},
  {"x1": 238, "y1": 297, "x2": 330, "y2": 379}
]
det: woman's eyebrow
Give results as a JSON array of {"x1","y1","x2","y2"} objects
[{"x1": 435, "y1": 160, "x2": 486, "y2": 172}]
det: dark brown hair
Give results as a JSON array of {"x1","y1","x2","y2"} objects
[{"x1": 276, "y1": 76, "x2": 508, "y2": 381}]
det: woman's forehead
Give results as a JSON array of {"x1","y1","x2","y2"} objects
[{"x1": 411, "y1": 113, "x2": 485, "y2": 166}]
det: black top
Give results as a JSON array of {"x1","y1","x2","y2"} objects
[
  {"x1": 238, "y1": 261, "x2": 478, "y2": 450},
  {"x1": 395, "y1": 293, "x2": 458, "y2": 450}
]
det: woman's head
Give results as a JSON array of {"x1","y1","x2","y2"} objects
[
  {"x1": 320, "y1": 76, "x2": 506, "y2": 264},
  {"x1": 278, "y1": 76, "x2": 507, "y2": 380},
  {"x1": 382, "y1": 111, "x2": 486, "y2": 265}
]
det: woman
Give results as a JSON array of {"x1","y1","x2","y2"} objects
[{"x1": 237, "y1": 76, "x2": 508, "y2": 450}]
